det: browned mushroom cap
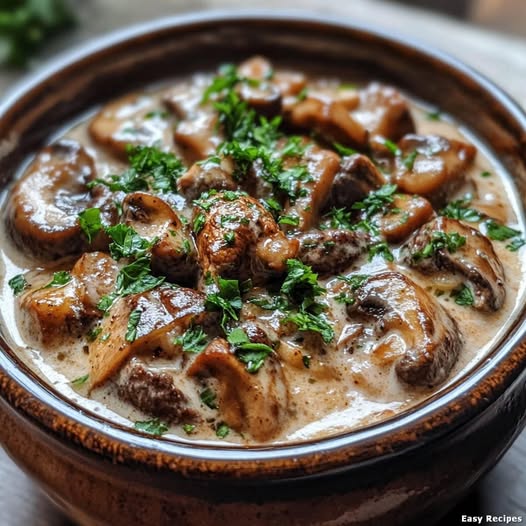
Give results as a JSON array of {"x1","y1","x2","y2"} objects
[
  {"x1": 347, "y1": 271, "x2": 462, "y2": 387},
  {"x1": 5, "y1": 140, "x2": 95, "y2": 259},
  {"x1": 177, "y1": 157, "x2": 238, "y2": 201},
  {"x1": 297, "y1": 229, "x2": 368, "y2": 275},
  {"x1": 89, "y1": 93, "x2": 174, "y2": 161},
  {"x1": 89, "y1": 287, "x2": 208, "y2": 388},
  {"x1": 195, "y1": 192, "x2": 299, "y2": 282},
  {"x1": 375, "y1": 194, "x2": 435, "y2": 243},
  {"x1": 400, "y1": 217, "x2": 506, "y2": 311},
  {"x1": 18, "y1": 252, "x2": 117, "y2": 346},
  {"x1": 187, "y1": 337, "x2": 289, "y2": 441},
  {"x1": 327, "y1": 153, "x2": 386, "y2": 209},
  {"x1": 163, "y1": 82, "x2": 223, "y2": 163},
  {"x1": 283, "y1": 143, "x2": 342, "y2": 231},
  {"x1": 122, "y1": 192, "x2": 197, "y2": 285},
  {"x1": 352, "y1": 83, "x2": 415, "y2": 141},
  {"x1": 237, "y1": 81, "x2": 282, "y2": 118},
  {"x1": 394, "y1": 134, "x2": 477, "y2": 205},
  {"x1": 285, "y1": 92, "x2": 369, "y2": 149},
  {"x1": 237, "y1": 56, "x2": 274, "y2": 80},
  {"x1": 117, "y1": 358, "x2": 198, "y2": 423}
]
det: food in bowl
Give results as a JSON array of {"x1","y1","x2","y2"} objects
[{"x1": 1, "y1": 56, "x2": 524, "y2": 444}]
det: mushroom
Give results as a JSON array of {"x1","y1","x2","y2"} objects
[
  {"x1": 400, "y1": 217, "x2": 506, "y2": 311},
  {"x1": 394, "y1": 134, "x2": 477, "y2": 205},
  {"x1": 297, "y1": 229, "x2": 368, "y2": 275},
  {"x1": 326, "y1": 153, "x2": 386, "y2": 209},
  {"x1": 282, "y1": 143, "x2": 342, "y2": 231},
  {"x1": 5, "y1": 140, "x2": 95, "y2": 259},
  {"x1": 19, "y1": 252, "x2": 118, "y2": 346},
  {"x1": 117, "y1": 358, "x2": 198, "y2": 423},
  {"x1": 285, "y1": 92, "x2": 368, "y2": 149},
  {"x1": 347, "y1": 271, "x2": 463, "y2": 387},
  {"x1": 352, "y1": 83, "x2": 415, "y2": 141},
  {"x1": 177, "y1": 157, "x2": 238, "y2": 201},
  {"x1": 122, "y1": 192, "x2": 197, "y2": 285},
  {"x1": 195, "y1": 192, "x2": 299, "y2": 282},
  {"x1": 89, "y1": 93, "x2": 174, "y2": 161},
  {"x1": 89, "y1": 287, "x2": 208, "y2": 388},
  {"x1": 375, "y1": 194, "x2": 435, "y2": 243},
  {"x1": 187, "y1": 337, "x2": 289, "y2": 441}
]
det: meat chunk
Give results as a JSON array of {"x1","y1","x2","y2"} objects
[
  {"x1": 283, "y1": 144, "x2": 342, "y2": 231},
  {"x1": 89, "y1": 93, "x2": 174, "y2": 161},
  {"x1": 19, "y1": 252, "x2": 117, "y2": 346},
  {"x1": 5, "y1": 140, "x2": 95, "y2": 259},
  {"x1": 122, "y1": 192, "x2": 197, "y2": 285},
  {"x1": 327, "y1": 153, "x2": 386, "y2": 209},
  {"x1": 394, "y1": 134, "x2": 477, "y2": 205},
  {"x1": 297, "y1": 229, "x2": 368, "y2": 274},
  {"x1": 285, "y1": 92, "x2": 368, "y2": 149},
  {"x1": 177, "y1": 157, "x2": 238, "y2": 201},
  {"x1": 117, "y1": 358, "x2": 197, "y2": 423},
  {"x1": 375, "y1": 194, "x2": 435, "y2": 243},
  {"x1": 400, "y1": 217, "x2": 506, "y2": 311},
  {"x1": 352, "y1": 83, "x2": 415, "y2": 141},
  {"x1": 347, "y1": 271, "x2": 462, "y2": 387},
  {"x1": 89, "y1": 287, "x2": 208, "y2": 387},
  {"x1": 195, "y1": 192, "x2": 299, "y2": 282},
  {"x1": 188, "y1": 337, "x2": 289, "y2": 441}
]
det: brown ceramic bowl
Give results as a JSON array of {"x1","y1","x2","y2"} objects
[{"x1": 1, "y1": 11, "x2": 526, "y2": 526}]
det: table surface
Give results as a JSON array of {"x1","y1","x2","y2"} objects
[{"x1": 1, "y1": 1, "x2": 526, "y2": 525}]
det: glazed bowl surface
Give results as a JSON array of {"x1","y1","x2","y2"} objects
[{"x1": 1, "y1": 10, "x2": 526, "y2": 526}]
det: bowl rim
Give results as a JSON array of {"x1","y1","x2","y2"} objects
[{"x1": 1, "y1": 9, "x2": 526, "y2": 480}]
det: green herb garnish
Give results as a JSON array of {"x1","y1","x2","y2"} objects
[
  {"x1": 125, "y1": 308, "x2": 142, "y2": 342},
  {"x1": 78, "y1": 208, "x2": 102, "y2": 243},
  {"x1": 134, "y1": 418, "x2": 169, "y2": 436},
  {"x1": 43, "y1": 271, "x2": 71, "y2": 289},
  {"x1": 8, "y1": 274, "x2": 28, "y2": 295},
  {"x1": 174, "y1": 326, "x2": 208, "y2": 354}
]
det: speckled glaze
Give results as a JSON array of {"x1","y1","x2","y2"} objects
[{"x1": 1, "y1": 12, "x2": 526, "y2": 526}]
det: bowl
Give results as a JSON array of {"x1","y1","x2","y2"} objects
[{"x1": 1, "y1": 11, "x2": 526, "y2": 526}]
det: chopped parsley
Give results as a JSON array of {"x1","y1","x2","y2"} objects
[
  {"x1": 278, "y1": 214, "x2": 300, "y2": 226},
  {"x1": 71, "y1": 374, "x2": 89, "y2": 387},
  {"x1": 412, "y1": 231, "x2": 466, "y2": 262},
  {"x1": 380, "y1": 138, "x2": 401, "y2": 156},
  {"x1": 223, "y1": 231, "x2": 236, "y2": 245},
  {"x1": 281, "y1": 259, "x2": 325, "y2": 303},
  {"x1": 216, "y1": 422, "x2": 230, "y2": 439},
  {"x1": 485, "y1": 220, "x2": 521, "y2": 241},
  {"x1": 368, "y1": 241, "x2": 394, "y2": 262},
  {"x1": 200, "y1": 388, "x2": 217, "y2": 410},
  {"x1": 193, "y1": 212, "x2": 206, "y2": 234},
  {"x1": 125, "y1": 308, "x2": 142, "y2": 342},
  {"x1": 78, "y1": 207, "x2": 102, "y2": 243},
  {"x1": 322, "y1": 207, "x2": 353, "y2": 230},
  {"x1": 440, "y1": 198, "x2": 483, "y2": 222},
  {"x1": 182, "y1": 424, "x2": 196, "y2": 435},
  {"x1": 296, "y1": 87, "x2": 308, "y2": 101},
  {"x1": 333, "y1": 142, "x2": 358, "y2": 156},
  {"x1": 105, "y1": 224, "x2": 156, "y2": 260},
  {"x1": 402, "y1": 150, "x2": 418, "y2": 170},
  {"x1": 507, "y1": 238, "x2": 526, "y2": 252},
  {"x1": 352, "y1": 184, "x2": 398, "y2": 219},
  {"x1": 174, "y1": 326, "x2": 208, "y2": 353},
  {"x1": 8, "y1": 274, "x2": 28, "y2": 295},
  {"x1": 481, "y1": 171, "x2": 492, "y2": 178},
  {"x1": 302, "y1": 355, "x2": 311, "y2": 368},
  {"x1": 202, "y1": 63, "x2": 240, "y2": 103},
  {"x1": 205, "y1": 278, "x2": 242, "y2": 330},
  {"x1": 43, "y1": 271, "x2": 71, "y2": 289},
  {"x1": 451, "y1": 285, "x2": 474, "y2": 307},
  {"x1": 87, "y1": 326, "x2": 102, "y2": 342},
  {"x1": 227, "y1": 327, "x2": 274, "y2": 373},
  {"x1": 426, "y1": 111, "x2": 442, "y2": 121},
  {"x1": 284, "y1": 309, "x2": 334, "y2": 344},
  {"x1": 134, "y1": 418, "x2": 169, "y2": 436}
]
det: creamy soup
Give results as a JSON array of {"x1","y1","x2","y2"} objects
[{"x1": 1, "y1": 56, "x2": 525, "y2": 445}]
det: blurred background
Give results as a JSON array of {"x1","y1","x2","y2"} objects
[{"x1": 0, "y1": 1, "x2": 525, "y2": 525}]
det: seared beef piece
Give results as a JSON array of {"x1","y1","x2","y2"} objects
[
  {"x1": 347, "y1": 271, "x2": 462, "y2": 387},
  {"x1": 400, "y1": 217, "x2": 506, "y2": 311},
  {"x1": 118, "y1": 359, "x2": 198, "y2": 423},
  {"x1": 297, "y1": 229, "x2": 368, "y2": 275}
]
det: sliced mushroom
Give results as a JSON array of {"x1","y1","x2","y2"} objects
[
  {"x1": 285, "y1": 92, "x2": 368, "y2": 149},
  {"x1": 297, "y1": 229, "x2": 368, "y2": 275},
  {"x1": 400, "y1": 217, "x2": 506, "y2": 311},
  {"x1": 18, "y1": 252, "x2": 117, "y2": 346},
  {"x1": 237, "y1": 82, "x2": 282, "y2": 117},
  {"x1": 117, "y1": 358, "x2": 198, "y2": 423},
  {"x1": 177, "y1": 157, "x2": 238, "y2": 201},
  {"x1": 89, "y1": 287, "x2": 208, "y2": 388},
  {"x1": 394, "y1": 134, "x2": 477, "y2": 205},
  {"x1": 283, "y1": 144, "x2": 342, "y2": 231},
  {"x1": 375, "y1": 194, "x2": 435, "y2": 243},
  {"x1": 327, "y1": 153, "x2": 386, "y2": 209},
  {"x1": 352, "y1": 83, "x2": 415, "y2": 141},
  {"x1": 187, "y1": 337, "x2": 289, "y2": 441},
  {"x1": 237, "y1": 56, "x2": 274, "y2": 81},
  {"x1": 5, "y1": 140, "x2": 95, "y2": 259},
  {"x1": 89, "y1": 93, "x2": 174, "y2": 161},
  {"x1": 347, "y1": 271, "x2": 462, "y2": 387},
  {"x1": 195, "y1": 192, "x2": 299, "y2": 282},
  {"x1": 122, "y1": 192, "x2": 197, "y2": 285}
]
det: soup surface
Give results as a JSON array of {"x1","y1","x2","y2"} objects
[{"x1": 1, "y1": 57, "x2": 525, "y2": 444}]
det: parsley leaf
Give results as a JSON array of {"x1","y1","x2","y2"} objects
[
  {"x1": 278, "y1": 214, "x2": 300, "y2": 226},
  {"x1": 71, "y1": 374, "x2": 89, "y2": 387},
  {"x1": 368, "y1": 241, "x2": 394, "y2": 262},
  {"x1": 284, "y1": 309, "x2": 334, "y2": 344},
  {"x1": 8, "y1": 274, "x2": 28, "y2": 295},
  {"x1": 440, "y1": 198, "x2": 483, "y2": 222},
  {"x1": 322, "y1": 207, "x2": 353, "y2": 230},
  {"x1": 134, "y1": 418, "x2": 169, "y2": 436},
  {"x1": 333, "y1": 142, "x2": 358, "y2": 156},
  {"x1": 352, "y1": 184, "x2": 398, "y2": 219},
  {"x1": 182, "y1": 423, "x2": 196, "y2": 435},
  {"x1": 452, "y1": 285, "x2": 474, "y2": 306},
  {"x1": 281, "y1": 259, "x2": 325, "y2": 303},
  {"x1": 485, "y1": 220, "x2": 521, "y2": 241},
  {"x1": 105, "y1": 224, "x2": 156, "y2": 260},
  {"x1": 202, "y1": 63, "x2": 240, "y2": 103},
  {"x1": 193, "y1": 212, "x2": 206, "y2": 234},
  {"x1": 78, "y1": 208, "x2": 102, "y2": 243},
  {"x1": 216, "y1": 422, "x2": 230, "y2": 439},
  {"x1": 412, "y1": 231, "x2": 466, "y2": 262},
  {"x1": 125, "y1": 308, "x2": 142, "y2": 342},
  {"x1": 43, "y1": 271, "x2": 71, "y2": 289},
  {"x1": 200, "y1": 388, "x2": 217, "y2": 409},
  {"x1": 174, "y1": 326, "x2": 208, "y2": 353},
  {"x1": 506, "y1": 238, "x2": 526, "y2": 252},
  {"x1": 227, "y1": 327, "x2": 274, "y2": 373},
  {"x1": 205, "y1": 278, "x2": 242, "y2": 330}
]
